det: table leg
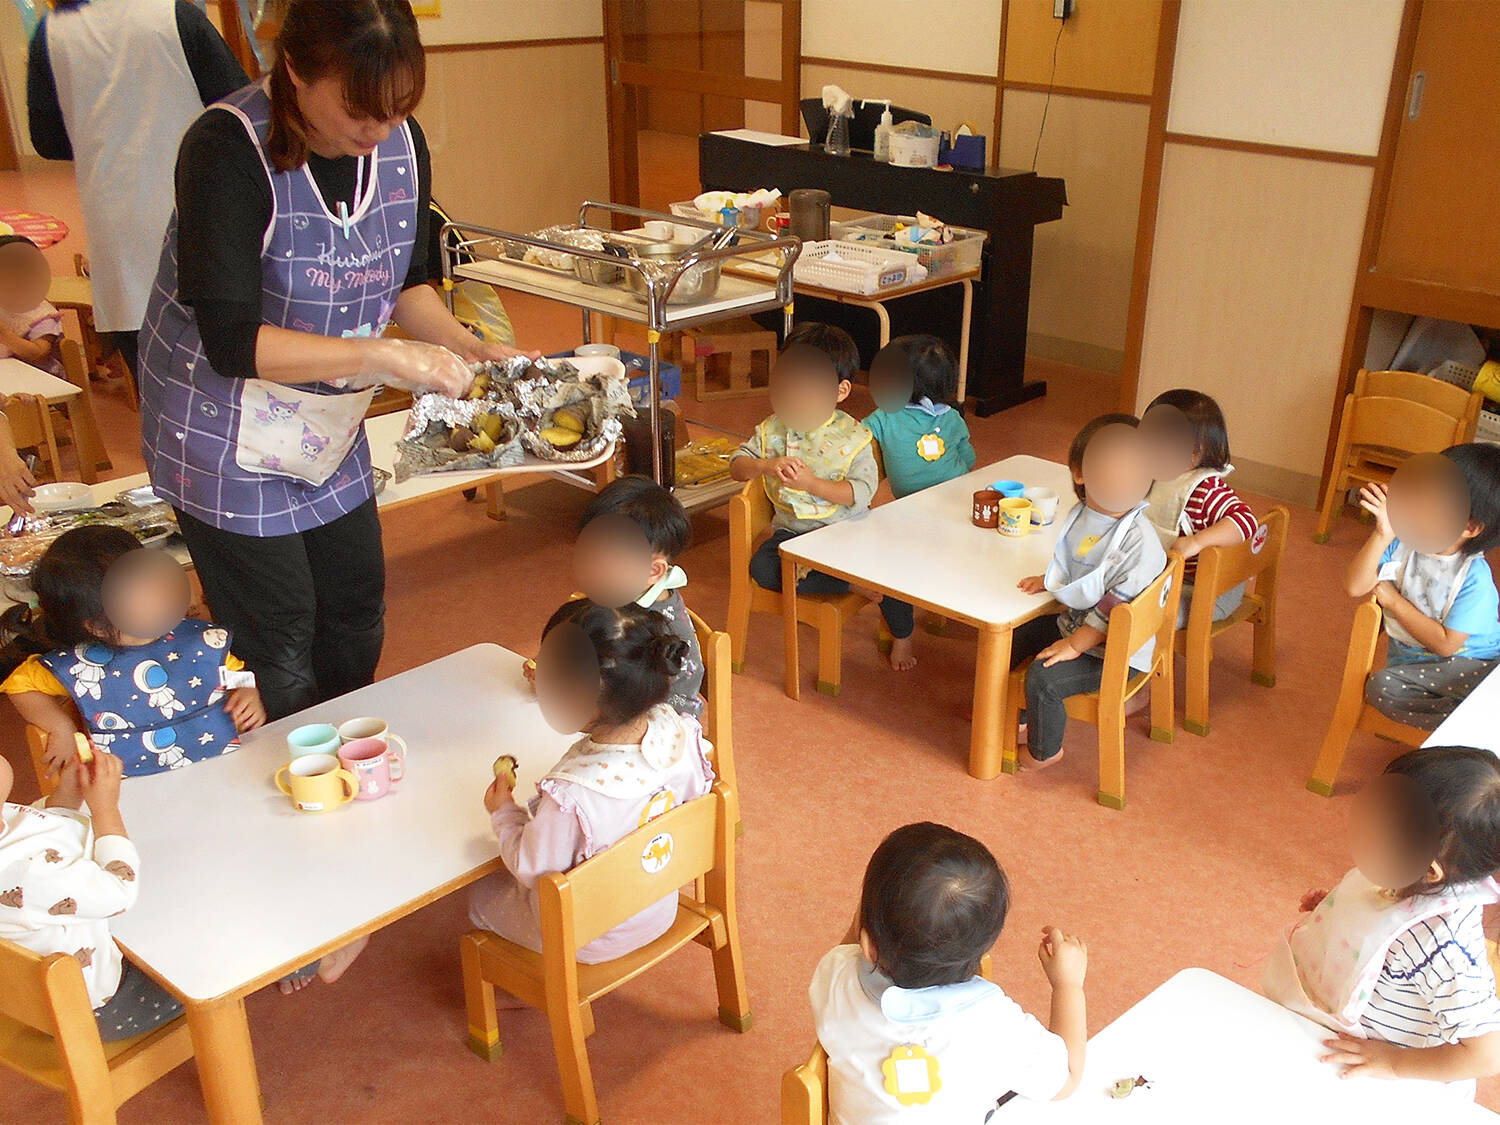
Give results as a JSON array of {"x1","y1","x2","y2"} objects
[
  {"x1": 484, "y1": 480, "x2": 506, "y2": 522},
  {"x1": 186, "y1": 995, "x2": 263, "y2": 1125},
  {"x1": 871, "y1": 299, "x2": 891, "y2": 351},
  {"x1": 957, "y1": 279, "x2": 974, "y2": 405},
  {"x1": 970, "y1": 625, "x2": 1013, "y2": 779},
  {"x1": 781, "y1": 552, "x2": 800, "y2": 701}
]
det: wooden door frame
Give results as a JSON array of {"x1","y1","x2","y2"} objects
[{"x1": 602, "y1": 0, "x2": 802, "y2": 207}]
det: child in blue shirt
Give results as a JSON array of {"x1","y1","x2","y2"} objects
[
  {"x1": 1347, "y1": 443, "x2": 1500, "y2": 730},
  {"x1": 862, "y1": 335, "x2": 976, "y2": 670}
]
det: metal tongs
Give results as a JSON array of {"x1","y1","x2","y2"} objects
[{"x1": 5, "y1": 455, "x2": 39, "y2": 536}]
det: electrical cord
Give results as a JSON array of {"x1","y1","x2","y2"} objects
[{"x1": 1031, "y1": 13, "x2": 1068, "y2": 171}]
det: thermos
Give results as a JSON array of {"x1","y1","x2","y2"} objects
[{"x1": 788, "y1": 189, "x2": 831, "y2": 243}]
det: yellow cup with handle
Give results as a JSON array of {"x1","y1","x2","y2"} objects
[
  {"x1": 275, "y1": 753, "x2": 358, "y2": 813},
  {"x1": 997, "y1": 497, "x2": 1033, "y2": 538}
]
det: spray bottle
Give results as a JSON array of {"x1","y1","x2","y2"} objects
[
  {"x1": 865, "y1": 99, "x2": 894, "y2": 162},
  {"x1": 822, "y1": 85, "x2": 854, "y2": 156}
]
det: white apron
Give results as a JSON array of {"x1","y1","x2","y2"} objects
[
  {"x1": 46, "y1": 0, "x2": 206, "y2": 332},
  {"x1": 1145, "y1": 465, "x2": 1233, "y2": 549}
]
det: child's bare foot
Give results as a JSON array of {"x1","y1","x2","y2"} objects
[
  {"x1": 276, "y1": 964, "x2": 318, "y2": 995},
  {"x1": 888, "y1": 636, "x2": 917, "y2": 672},
  {"x1": 1025, "y1": 747, "x2": 1065, "y2": 771},
  {"x1": 316, "y1": 935, "x2": 369, "y2": 985}
]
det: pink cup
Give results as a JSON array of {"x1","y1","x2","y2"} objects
[{"x1": 338, "y1": 736, "x2": 406, "y2": 801}]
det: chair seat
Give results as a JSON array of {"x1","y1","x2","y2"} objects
[
  {"x1": 0, "y1": 1010, "x2": 191, "y2": 1097},
  {"x1": 1173, "y1": 593, "x2": 1266, "y2": 654},
  {"x1": 472, "y1": 903, "x2": 716, "y2": 1006},
  {"x1": 1062, "y1": 666, "x2": 1152, "y2": 724},
  {"x1": 748, "y1": 585, "x2": 867, "y2": 624}
]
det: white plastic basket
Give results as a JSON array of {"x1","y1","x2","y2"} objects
[
  {"x1": 830, "y1": 213, "x2": 986, "y2": 277},
  {"x1": 792, "y1": 241, "x2": 922, "y2": 295},
  {"x1": 1429, "y1": 359, "x2": 1479, "y2": 390},
  {"x1": 1478, "y1": 409, "x2": 1500, "y2": 446}
]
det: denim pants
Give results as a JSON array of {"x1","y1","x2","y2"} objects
[
  {"x1": 1009, "y1": 614, "x2": 1106, "y2": 761},
  {"x1": 749, "y1": 528, "x2": 850, "y2": 595}
]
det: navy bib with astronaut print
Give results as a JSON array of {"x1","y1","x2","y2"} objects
[{"x1": 39, "y1": 618, "x2": 241, "y2": 775}]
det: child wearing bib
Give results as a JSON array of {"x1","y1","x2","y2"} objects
[
  {"x1": 862, "y1": 336, "x2": 976, "y2": 672},
  {"x1": 1013, "y1": 415, "x2": 1168, "y2": 767},
  {"x1": 1345, "y1": 443, "x2": 1500, "y2": 730},
  {"x1": 1141, "y1": 389, "x2": 1257, "y2": 626},
  {"x1": 2, "y1": 527, "x2": 265, "y2": 778},
  {"x1": 1265, "y1": 747, "x2": 1500, "y2": 1095},
  {"x1": 732, "y1": 323, "x2": 879, "y2": 598},
  {"x1": 810, "y1": 822, "x2": 1087, "y2": 1122},
  {"x1": 469, "y1": 600, "x2": 715, "y2": 964}
]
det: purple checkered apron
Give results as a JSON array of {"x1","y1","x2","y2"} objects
[{"x1": 138, "y1": 83, "x2": 419, "y2": 536}]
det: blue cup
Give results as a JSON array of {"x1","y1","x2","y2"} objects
[{"x1": 991, "y1": 479, "x2": 1025, "y2": 498}]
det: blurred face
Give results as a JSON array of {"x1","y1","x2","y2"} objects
[
  {"x1": 1350, "y1": 773, "x2": 1441, "y2": 892},
  {"x1": 0, "y1": 242, "x2": 50, "y2": 317},
  {"x1": 1139, "y1": 404, "x2": 1199, "y2": 480},
  {"x1": 868, "y1": 352, "x2": 914, "y2": 416},
  {"x1": 573, "y1": 515, "x2": 666, "y2": 609},
  {"x1": 770, "y1": 346, "x2": 850, "y2": 433},
  {"x1": 288, "y1": 70, "x2": 410, "y2": 159},
  {"x1": 1077, "y1": 424, "x2": 1153, "y2": 515},
  {"x1": 101, "y1": 550, "x2": 190, "y2": 643},
  {"x1": 1387, "y1": 452, "x2": 1475, "y2": 555},
  {"x1": 534, "y1": 621, "x2": 600, "y2": 735}
]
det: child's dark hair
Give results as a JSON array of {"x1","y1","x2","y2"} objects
[
  {"x1": 874, "y1": 334, "x2": 959, "y2": 407},
  {"x1": 781, "y1": 321, "x2": 859, "y2": 385},
  {"x1": 1144, "y1": 388, "x2": 1231, "y2": 472},
  {"x1": 860, "y1": 822, "x2": 1009, "y2": 989},
  {"x1": 1067, "y1": 412, "x2": 1139, "y2": 502},
  {"x1": 540, "y1": 599, "x2": 687, "y2": 726},
  {"x1": 1442, "y1": 443, "x2": 1500, "y2": 556},
  {"x1": 1383, "y1": 746, "x2": 1500, "y2": 896},
  {"x1": 31, "y1": 526, "x2": 141, "y2": 649},
  {"x1": 579, "y1": 475, "x2": 691, "y2": 561}
]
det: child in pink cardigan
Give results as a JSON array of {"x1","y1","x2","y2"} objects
[{"x1": 469, "y1": 599, "x2": 715, "y2": 963}]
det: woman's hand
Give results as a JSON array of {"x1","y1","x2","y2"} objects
[
  {"x1": 0, "y1": 445, "x2": 36, "y2": 514},
  {"x1": 354, "y1": 337, "x2": 473, "y2": 398},
  {"x1": 453, "y1": 338, "x2": 542, "y2": 365}
]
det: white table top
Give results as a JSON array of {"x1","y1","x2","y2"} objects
[
  {"x1": 778, "y1": 455, "x2": 1074, "y2": 627},
  {"x1": 1001, "y1": 969, "x2": 1499, "y2": 1121},
  {"x1": 111, "y1": 644, "x2": 574, "y2": 1002},
  {"x1": 0, "y1": 355, "x2": 80, "y2": 402},
  {"x1": 1425, "y1": 661, "x2": 1500, "y2": 754}
]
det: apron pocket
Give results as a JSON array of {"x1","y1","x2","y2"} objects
[{"x1": 234, "y1": 380, "x2": 375, "y2": 487}]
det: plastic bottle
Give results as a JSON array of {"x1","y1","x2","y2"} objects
[
  {"x1": 825, "y1": 113, "x2": 850, "y2": 156},
  {"x1": 869, "y1": 99, "x2": 894, "y2": 162}
]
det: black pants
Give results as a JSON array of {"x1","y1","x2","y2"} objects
[
  {"x1": 1009, "y1": 614, "x2": 1105, "y2": 761},
  {"x1": 879, "y1": 597, "x2": 915, "y2": 640},
  {"x1": 749, "y1": 528, "x2": 850, "y2": 595},
  {"x1": 175, "y1": 498, "x2": 386, "y2": 721},
  {"x1": 105, "y1": 330, "x2": 139, "y2": 394}
]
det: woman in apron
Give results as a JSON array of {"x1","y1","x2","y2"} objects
[{"x1": 138, "y1": 0, "x2": 524, "y2": 721}]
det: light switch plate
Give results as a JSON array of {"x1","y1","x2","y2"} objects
[{"x1": 1054, "y1": 0, "x2": 1073, "y2": 17}]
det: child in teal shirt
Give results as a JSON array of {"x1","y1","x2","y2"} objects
[{"x1": 863, "y1": 335, "x2": 977, "y2": 670}]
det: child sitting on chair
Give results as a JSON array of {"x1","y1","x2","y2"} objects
[
  {"x1": 1, "y1": 527, "x2": 265, "y2": 779},
  {"x1": 810, "y1": 822, "x2": 1087, "y2": 1122},
  {"x1": 862, "y1": 335, "x2": 976, "y2": 671},
  {"x1": 470, "y1": 599, "x2": 714, "y2": 964},
  {"x1": 0, "y1": 235, "x2": 64, "y2": 377},
  {"x1": 731, "y1": 322, "x2": 877, "y2": 596},
  {"x1": 1266, "y1": 746, "x2": 1500, "y2": 1097},
  {"x1": 1013, "y1": 415, "x2": 1168, "y2": 768},
  {"x1": 1345, "y1": 443, "x2": 1500, "y2": 730},
  {"x1": 0, "y1": 745, "x2": 183, "y2": 1040},
  {"x1": 1140, "y1": 388, "x2": 1257, "y2": 626},
  {"x1": 574, "y1": 476, "x2": 703, "y2": 719}
]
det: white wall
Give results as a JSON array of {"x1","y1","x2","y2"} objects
[
  {"x1": 1166, "y1": 0, "x2": 1403, "y2": 155},
  {"x1": 417, "y1": 0, "x2": 602, "y2": 46},
  {"x1": 801, "y1": 0, "x2": 1002, "y2": 76}
]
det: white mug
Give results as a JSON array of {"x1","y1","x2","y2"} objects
[
  {"x1": 1023, "y1": 487, "x2": 1060, "y2": 526},
  {"x1": 337, "y1": 716, "x2": 409, "y2": 782},
  {"x1": 642, "y1": 220, "x2": 674, "y2": 240}
]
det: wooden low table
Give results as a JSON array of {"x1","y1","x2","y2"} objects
[
  {"x1": 1424, "y1": 660, "x2": 1500, "y2": 753},
  {"x1": 0, "y1": 356, "x2": 109, "y2": 484}
]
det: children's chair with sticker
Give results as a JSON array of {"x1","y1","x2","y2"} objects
[
  {"x1": 686, "y1": 607, "x2": 740, "y2": 832},
  {"x1": 459, "y1": 784, "x2": 750, "y2": 1125},
  {"x1": 1001, "y1": 553, "x2": 1185, "y2": 810}
]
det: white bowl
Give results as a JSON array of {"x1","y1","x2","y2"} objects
[{"x1": 31, "y1": 482, "x2": 93, "y2": 514}]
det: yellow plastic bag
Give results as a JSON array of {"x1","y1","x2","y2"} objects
[
  {"x1": 1473, "y1": 359, "x2": 1500, "y2": 406},
  {"x1": 452, "y1": 280, "x2": 515, "y2": 347}
]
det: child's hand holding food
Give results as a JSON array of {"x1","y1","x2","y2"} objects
[{"x1": 484, "y1": 755, "x2": 518, "y2": 813}]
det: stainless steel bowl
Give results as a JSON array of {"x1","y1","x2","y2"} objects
[
  {"x1": 623, "y1": 241, "x2": 723, "y2": 305},
  {"x1": 573, "y1": 254, "x2": 624, "y2": 286}
]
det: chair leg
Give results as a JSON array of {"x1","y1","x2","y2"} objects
[
  {"x1": 1309, "y1": 702, "x2": 1362, "y2": 798},
  {"x1": 1000, "y1": 670, "x2": 1023, "y2": 775},
  {"x1": 1150, "y1": 657, "x2": 1175, "y2": 744},
  {"x1": 580, "y1": 1001, "x2": 596, "y2": 1040},
  {"x1": 1183, "y1": 634, "x2": 1211, "y2": 737},
  {"x1": 1313, "y1": 472, "x2": 1344, "y2": 544},
  {"x1": 1250, "y1": 610, "x2": 1277, "y2": 688},
  {"x1": 877, "y1": 617, "x2": 893, "y2": 655},
  {"x1": 1097, "y1": 716, "x2": 1127, "y2": 810},
  {"x1": 546, "y1": 987, "x2": 600, "y2": 1125},
  {"x1": 711, "y1": 934, "x2": 754, "y2": 1033},
  {"x1": 815, "y1": 605, "x2": 843, "y2": 697},
  {"x1": 727, "y1": 580, "x2": 751, "y2": 675},
  {"x1": 459, "y1": 934, "x2": 503, "y2": 1062},
  {"x1": 925, "y1": 614, "x2": 949, "y2": 636}
]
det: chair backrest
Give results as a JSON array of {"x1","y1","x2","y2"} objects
[
  {"x1": 2, "y1": 393, "x2": 60, "y2": 482},
  {"x1": 0, "y1": 937, "x2": 115, "y2": 1117},
  {"x1": 542, "y1": 785, "x2": 733, "y2": 952},
  {"x1": 781, "y1": 1042, "x2": 828, "y2": 1125},
  {"x1": 57, "y1": 337, "x2": 91, "y2": 393},
  {"x1": 1357, "y1": 369, "x2": 1483, "y2": 426},
  {"x1": 25, "y1": 725, "x2": 58, "y2": 798},
  {"x1": 1194, "y1": 505, "x2": 1290, "y2": 597},
  {"x1": 1100, "y1": 553, "x2": 1185, "y2": 691},
  {"x1": 730, "y1": 478, "x2": 774, "y2": 564},
  {"x1": 686, "y1": 608, "x2": 734, "y2": 791},
  {"x1": 1345, "y1": 394, "x2": 1470, "y2": 456}
]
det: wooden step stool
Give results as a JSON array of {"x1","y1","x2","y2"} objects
[{"x1": 678, "y1": 322, "x2": 778, "y2": 401}]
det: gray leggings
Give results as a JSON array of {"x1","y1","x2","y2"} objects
[
  {"x1": 1365, "y1": 656, "x2": 1498, "y2": 732},
  {"x1": 94, "y1": 958, "x2": 182, "y2": 1042}
]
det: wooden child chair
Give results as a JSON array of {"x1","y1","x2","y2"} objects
[
  {"x1": 1001, "y1": 554, "x2": 1185, "y2": 810},
  {"x1": 781, "y1": 954, "x2": 995, "y2": 1124},
  {"x1": 1314, "y1": 369, "x2": 1482, "y2": 543},
  {"x1": 57, "y1": 336, "x2": 112, "y2": 483},
  {"x1": 459, "y1": 784, "x2": 750, "y2": 1125},
  {"x1": 686, "y1": 607, "x2": 740, "y2": 819},
  {"x1": 3, "y1": 393, "x2": 62, "y2": 483},
  {"x1": 727, "y1": 478, "x2": 870, "y2": 696},
  {"x1": 1174, "y1": 506, "x2": 1289, "y2": 736},
  {"x1": 0, "y1": 937, "x2": 199, "y2": 1124},
  {"x1": 1306, "y1": 597, "x2": 1427, "y2": 796}
]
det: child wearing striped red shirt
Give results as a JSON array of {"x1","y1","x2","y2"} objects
[{"x1": 1141, "y1": 389, "x2": 1258, "y2": 625}]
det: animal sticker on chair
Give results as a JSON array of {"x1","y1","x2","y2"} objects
[
  {"x1": 134, "y1": 661, "x2": 185, "y2": 718},
  {"x1": 916, "y1": 432, "x2": 946, "y2": 462},
  {"x1": 881, "y1": 1044, "x2": 942, "y2": 1106},
  {"x1": 69, "y1": 643, "x2": 113, "y2": 700},
  {"x1": 639, "y1": 787, "x2": 676, "y2": 827},
  {"x1": 1250, "y1": 523, "x2": 1269, "y2": 555},
  {"x1": 641, "y1": 831, "x2": 674, "y2": 874},
  {"x1": 300, "y1": 425, "x2": 331, "y2": 462},
  {"x1": 254, "y1": 392, "x2": 301, "y2": 425}
]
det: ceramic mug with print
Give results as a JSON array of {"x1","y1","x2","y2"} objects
[
  {"x1": 337, "y1": 736, "x2": 405, "y2": 801},
  {"x1": 972, "y1": 490, "x2": 1002, "y2": 528},
  {"x1": 337, "y1": 717, "x2": 409, "y2": 781},
  {"x1": 287, "y1": 723, "x2": 341, "y2": 759},
  {"x1": 997, "y1": 498, "x2": 1033, "y2": 538},
  {"x1": 274, "y1": 753, "x2": 357, "y2": 813}
]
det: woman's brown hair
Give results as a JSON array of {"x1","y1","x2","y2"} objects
[{"x1": 267, "y1": 0, "x2": 426, "y2": 173}]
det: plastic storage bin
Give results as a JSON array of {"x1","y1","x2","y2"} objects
[
  {"x1": 831, "y1": 213, "x2": 987, "y2": 278},
  {"x1": 792, "y1": 241, "x2": 921, "y2": 295}
]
